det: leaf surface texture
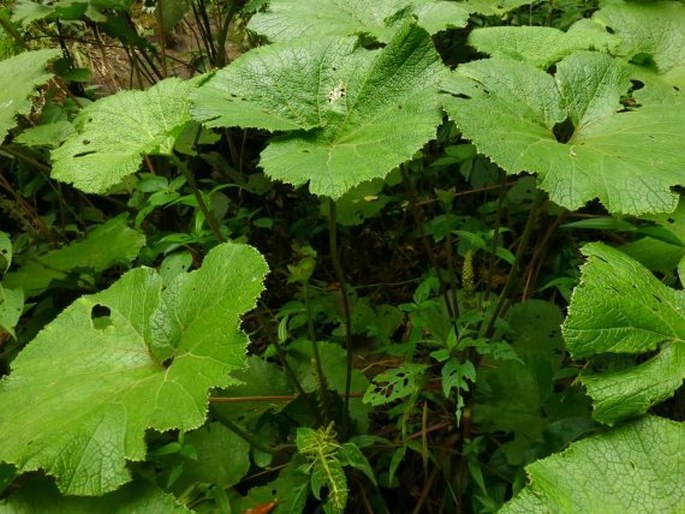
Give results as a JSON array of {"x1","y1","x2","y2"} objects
[
  {"x1": 191, "y1": 23, "x2": 444, "y2": 198},
  {"x1": 501, "y1": 417, "x2": 685, "y2": 513},
  {"x1": 0, "y1": 242, "x2": 267, "y2": 495},
  {"x1": 563, "y1": 243, "x2": 685, "y2": 425},
  {"x1": 442, "y1": 52, "x2": 685, "y2": 214},
  {"x1": 52, "y1": 77, "x2": 195, "y2": 193},
  {"x1": 0, "y1": 49, "x2": 60, "y2": 143}
]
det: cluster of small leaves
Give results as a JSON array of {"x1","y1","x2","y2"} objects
[{"x1": 296, "y1": 425, "x2": 348, "y2": 514}]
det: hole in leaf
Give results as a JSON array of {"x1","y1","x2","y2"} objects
[
  {"x1": 618, "y1": 80, "x2": 644, "y2": 112},
  {"x1": 605, "y1": 26, "x2": 615, "y2": 34},
  {"x1": 91, "y1": 304, "x2": 111, "y2": 319},
  {"x1": 630, "y1": 80, "x2": 645, "y2": 91},
  {"x1": 161, "y1": 357, "x2": 174, "y2": 368},
  {"x1": 82, "y1": 140, "x2": 91, "y2": 145},
  {"x1": 630, "y1": 53, "x2": 656, "y2": 68},
  {"x1": 553, "y1": 117, "x2": 575, "y2": 143},
  {"x1": 674, "y1": 86, "x2": 680, "y2": 92},
  {"x1": 449, "y1": 92, "x2": 471, "y2": 100},
  {"x1": 74, "y1": 151, "x2": 96, "y2": 158},
  {"x1": 546, "y1": 64, "x2": 557, "y2": 75},
  {"x1": 667, "y1": 218, "x2": 675, "y2": 224},
  {"x1": 91, "y1": 304, "x2": 113, "y2": 330}
]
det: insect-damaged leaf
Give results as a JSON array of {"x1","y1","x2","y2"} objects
[
  {"x1": 594, "y1": 1, "x2": 685, "y2": 92},
  {"x1": 52, "y1": 77, "x2": 197, "y2": 194},
  {"x1": 0, "y1": 242, "x2": 267, "y2": 495},
  {"x1": 442, "y1": 51, "x2": 685, "y2": 214},
  {"x1": 191, "y1": 23, "x2": 445, "y2": 198}
]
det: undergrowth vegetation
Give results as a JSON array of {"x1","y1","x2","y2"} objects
[{"x1": 0, "y1": 0, "x2": 684, "y2": 512}]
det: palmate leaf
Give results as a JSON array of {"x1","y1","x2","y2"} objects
[
  {"x1": 442, "y1": 51, "x2": 685, "y2": 214},
  {"x1": 0, "y1": 49, "x2": 60, "y2": 144},
  {"x1": 51, "y1": 77, "x2": 197, "y2": 194},
  {"x1": 501, "y1": 416, "x2": 685, "y2": 514},
  {"x1": 0, "y1": 242, "x2": 268, "y2": 495},
  {"x1": 248, "y1": 0, "x2": 471, "y2": 42},
  {"x1": 191, "y1": 23, "x2": 445, "y2": 198},
  {"x1": 562, "y1": 243, "x2": 685, "y2": 425}
]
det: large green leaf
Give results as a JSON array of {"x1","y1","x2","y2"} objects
[
  {"x1": 192, "y1": 23, "x2": 444, "y2": 198},
  {"x1": 0, "y1": 49, "x2": 60, "y2": 144},
  {"x1": 51, "y1": 77, "x2": 196, "y2": 193},
  {"x1": 3, "y1": 215, "x2": 145, "y2": 298},
  {"x1": 467, "y1": 21, "x2": 619, "y2": 69},
  {"x1": 0, "y1": 477, "x2": 190, "y2": 513},
  {"x1": 442, "y1": 51, "x2": 685, "y2": 214},
  {"x1": 563, "y1": 243, "x2": 685, "y2": 425},
  {"x1": 0, "y1": 242, "x2": 268, "y2": 495},
  {"x1": 248, "y1": 0, "x2": 470, "y2": 42},
  {"x1": 501, "y1": 416, "x2": 685, "y2": 513}
]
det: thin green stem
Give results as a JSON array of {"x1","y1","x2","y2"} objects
[
  {"x1": 210, "y1": 407, "x2": 284, "y2": 455},
  {"x1": 401, "y1": 166, "x2": 459, "y2": 324},
  {"x1": 170, "y1": 154, "x2": 225, "y2": 244},
  {"x1": 481, "y1": 189, "x2": 545, "y2": 338},
  {"x1": 216, "y1": 0, "x2": 239, "y2": 67},
  {"x1": 0, "y1": 167, "x2": 56, "y2": 242},
  {"x1": 328, "y1": 198, "x2": 354, "y2": 439},
  {"x1": 255, "y1": 304, "x2": 322, "y2": 424},
  {"x1": 155, "y1": 0, "x2": 168, "y2": 77},
  {"x1": 304, "y1": 282, "x2": 333, "y2": 423},
  {"x1": 481, "y1": 171, "x2": 508, "y2": 311},
  {"x1": 0, "y1": 146, "x2": 51, "y2": 173}
]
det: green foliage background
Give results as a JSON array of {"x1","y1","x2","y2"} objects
[{"x1": 0, "y1": 0, "x2": 683, "y2": 512}]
